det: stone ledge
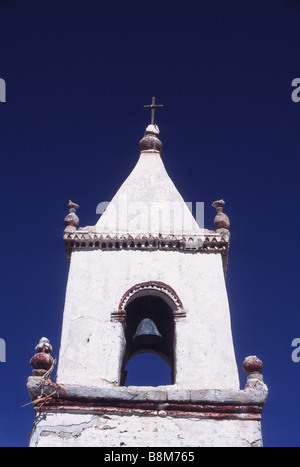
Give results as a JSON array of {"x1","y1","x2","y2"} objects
[{"x1": 27, "y1": 377, "x2": 268, "y2": 407}]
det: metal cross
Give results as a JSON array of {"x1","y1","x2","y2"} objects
[{"x1": 144, "y1": 97, "x2": 164, "y2": 125}]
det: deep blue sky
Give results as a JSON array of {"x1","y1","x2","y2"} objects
[{"x1": 0, "y1": 0, "x2": 299, "y2": 447}]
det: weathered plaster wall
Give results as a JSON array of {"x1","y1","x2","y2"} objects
[
  {"x1": 57, "y1": 249, "x2": 239, "y2": 390},
  {"x1": 28, "y1": 376, "x2": 268, "y2": 447},
  {"x1": 29, "y1": 411, "x2": 263, "y2": 447}
]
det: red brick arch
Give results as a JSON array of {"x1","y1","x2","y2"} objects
[{"x1": 111, "y1": 281, "x2": 186, "y2": 323}]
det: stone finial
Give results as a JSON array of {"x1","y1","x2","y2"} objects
[
  {"x1": 212, "y1": 199, "x2": 230, "y2": 230},
  {"x1": 139, "y1": 125, "x2": 163, "y2": 154},
  {"x1": 35, "y1": 336, "x2": 52, "y2": 353},
  {"x1": 243, "y1": 356, "x2": 265, "y2": 390},
  {"x1": 68, "y1": 200, "x2": 79, "y2": 210},
  {"x1": 64, "y1": 200, "x2": 79, "y2": 230},
  {"x1": 30, "y1": 337, "x2": 55, "y2": 377},
  {"x1": 242, "y1": 355, "x2": 263, "y2": 375}
]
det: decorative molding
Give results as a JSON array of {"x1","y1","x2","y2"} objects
[
  {"x1": 36, "y1": 398, "x2": 263, "y2": 421},
  {"x1": 63, "y1": 231, "x2": 230, "y2": 276},
  {"x1": 111, "y1": 281, "x2": 186, "y2": 323},
  {"x1": 110, "y1": 310, "x2": 126, "y2": 323},
  {"x1": 27, "y1": 373, "x2": 268, "y2": 422},
  {"x1": 64, "y1": 232, "x2": 229, "y2": 255},
  {"x1": 119, "y1": 280, "x2": 184, "y2": 310}
]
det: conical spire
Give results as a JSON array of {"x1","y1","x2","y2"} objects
[{"x1": 95, "y1": 111, "x2": 202, "y2": 236}]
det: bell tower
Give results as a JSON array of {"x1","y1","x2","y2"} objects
[{"x1": 27, "y1": 100, "x2": 268, "y2": 447}]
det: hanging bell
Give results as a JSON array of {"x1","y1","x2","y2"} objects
[{"x1": 133, "y1": 318, "x2": 162, "y2": 345}]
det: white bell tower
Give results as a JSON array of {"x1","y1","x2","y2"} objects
[{"x1": 27, "y1": 99, "x2": 267, "y2": 447}]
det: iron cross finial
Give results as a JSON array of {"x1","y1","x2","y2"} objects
[{"x1": 144, "y1": 97, "x2": 164, "y2": 125}]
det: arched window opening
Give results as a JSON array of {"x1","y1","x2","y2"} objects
[
  {"x1": 120, "y1": 295, "x2": 175, "y2": 386},
  {"x1": 124, "y1": 352, "x2": 172, "y2": 387}
]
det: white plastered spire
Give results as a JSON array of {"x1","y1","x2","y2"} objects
[{"x1": 95, "y1": 125, "x2": 203, "y2": 236}]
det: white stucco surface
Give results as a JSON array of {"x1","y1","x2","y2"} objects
[
  {"x1": 95, "y1": 151, "x2": 203, "y2": 236},
  {"x1": 29, "y1": 411, "x2": 263, "y2": 447},
  {"x1": 57, "y1": 248, "x2": 239, "y2": 390}
]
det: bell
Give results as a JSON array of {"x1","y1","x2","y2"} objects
[{"x1": 133, "y1": 318, "x2": 162, "y2": 345}]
